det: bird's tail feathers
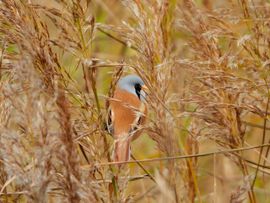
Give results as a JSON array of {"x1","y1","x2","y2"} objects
[{"x1": 113, "y1": 138, "x2": 131, "y2": 164}]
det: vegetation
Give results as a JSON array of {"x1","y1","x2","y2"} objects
[{"x1": 0, "y1": 0, "x2": 270, "y2": 202}]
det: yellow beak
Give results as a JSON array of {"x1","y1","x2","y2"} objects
[
  {"x1": 141, "y1": 85, "x2": 149, "y2": 94},
  {"x1": 141, "y1": 85, "x2": 148, "y2": 91}
]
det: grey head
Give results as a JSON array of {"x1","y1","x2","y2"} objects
[{"x1": 117, "y1": 74, "x2": 146, "y2": 101}]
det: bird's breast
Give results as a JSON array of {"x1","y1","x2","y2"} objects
[{"x1": 109, "y1": 89, "x2": 146, "y2": 138}]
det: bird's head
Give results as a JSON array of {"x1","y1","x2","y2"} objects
[{"x1": 117, "y1": 74, "x2": 148, "y2": 102}]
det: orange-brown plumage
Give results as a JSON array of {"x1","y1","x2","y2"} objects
[{"x1": 108, "y1": 75, "x2": 147, "y2": 163}]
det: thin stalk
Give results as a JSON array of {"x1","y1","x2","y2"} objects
[
  {"x1": 87, "y1": 143, "x2": 270, "y2": 167},
  {"x1": 252, "y1": 85, "x2": 270, "y2": 189}
]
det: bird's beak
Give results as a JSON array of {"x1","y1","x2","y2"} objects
[{"x1": 141, "y1": 85, "x2": 149, "y2": 94}]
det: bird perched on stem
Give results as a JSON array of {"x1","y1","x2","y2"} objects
[{"x1": 107, "y1": 75, "x2": 148, "y2": 164}]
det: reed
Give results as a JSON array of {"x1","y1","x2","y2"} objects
[{"x1": 0, "y1": 0, "x2": 270, "y2": 202}]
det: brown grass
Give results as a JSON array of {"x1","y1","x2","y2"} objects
[{"x1": 1, "y1": 0, "x2": 270, "y2": 202}]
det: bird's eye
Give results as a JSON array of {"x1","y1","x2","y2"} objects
[{"x1": 134, "y1": 83, "x2": 141, "y2": 99}]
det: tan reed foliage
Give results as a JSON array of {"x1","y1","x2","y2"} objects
[{"x1": 0, "y1": 0, "x2": 270, "y2": 202}]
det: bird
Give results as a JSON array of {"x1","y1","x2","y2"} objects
[{"x1": 107, "y1": 74, "x2": 148, "y2": 164}]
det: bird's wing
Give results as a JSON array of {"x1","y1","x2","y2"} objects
[{"x1": 106, "y1": 107, "x2": 114, "y2": 135}]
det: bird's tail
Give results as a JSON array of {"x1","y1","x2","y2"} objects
[{"x1": 113, "y1": 138, "x2": 131, "y2": 164}]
